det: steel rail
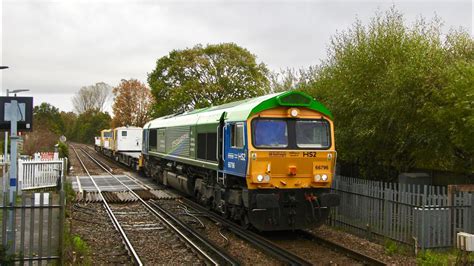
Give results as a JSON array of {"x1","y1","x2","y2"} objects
[
  {"x1": 87, "y1": 150, "x2": 114, "y2": 173},
  {"x1": 70, "y1": 145, "x2": 143, "y2": 266},
  {"x1": 297, "y1": 230, "x2": 387, "y2": 266},
  {"x1": 180, "y1": 197, "x2": 312, "y2": 266},
  {"x1": 79, "y1": 146, "x2": 237, "y2": 266},
  {"x1": 148, "y1": 200, "x2": 239, "y2": 265}
]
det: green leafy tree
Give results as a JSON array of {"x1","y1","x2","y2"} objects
[
  {"x1": 60, "y1": 111, "x2": 78, "y2": 141},
  {"x1": 148, "y1": 43, "x2": 269, "y2": 117},
  {"x1": 72, "y1": 110, "x2": 111, "y2": 143},
  {"x1": 33, "y1": 102, "x2": 64, "y2": 135},
  {"x1": 22, "y1": 103, "x2": 64, "y2": 154},
  {"x1": 304, "y1": 8, "x2": 473, "y2": 178}
]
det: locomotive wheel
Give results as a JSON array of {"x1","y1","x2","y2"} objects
[
  {"x1": 221, "y1": 203, "x2": 231, "y2": 219},
  {"x1": 240, "y1": 213, "x2": 250, "y2": 229}
]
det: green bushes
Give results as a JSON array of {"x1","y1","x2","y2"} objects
[
  {"x1": 0, "y1": 245, "x2": 16, "y2": 263},
  {"x1": 63, "y1": 225, "x2": 91, "y2": 265},
  {"x1": 58, "y1": 141, "x2": 69, "y2": 159},
  {"x1": 302, "y1": 7, "x2": 473, "y2": 179}
]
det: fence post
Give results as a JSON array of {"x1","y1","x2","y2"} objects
[
  {"x1": 471, "y1": 194, "x2": 474, "y2": 233},
  {"x1": 17, "y1": 159, "x2": 23, "y2": 195},
  {"x1": 383, "y1": 182, "x2": 389, "y2": 237},
  {"x1": 58, "y1": 173, "x2": 65, "y2": 263}
]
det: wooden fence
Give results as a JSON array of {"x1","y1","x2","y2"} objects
[{"x1": 329, "y1": 175, "x2": 474, "y2": 249}]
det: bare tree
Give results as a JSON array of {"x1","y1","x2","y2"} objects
[{"x1": 72, "y1": 82, "x2": 112, "y2": 113}]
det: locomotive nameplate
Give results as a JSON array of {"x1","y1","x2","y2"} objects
[
  {"x1": 269, "y1": 151, "x2": 286, "y2": 157},
  {"x1": 264, "y1": 151, "x2": 334, "y2": 159}
]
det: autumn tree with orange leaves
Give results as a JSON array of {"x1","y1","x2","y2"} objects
[{"x1": 112, "y1": 79, "x2": 153, "y2": 127}]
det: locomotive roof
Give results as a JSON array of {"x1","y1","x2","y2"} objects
[{"x1": 144, "y1": 91, "x2": 332, "y2": 128}]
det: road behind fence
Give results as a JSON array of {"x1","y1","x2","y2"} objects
[{"x1": 329, "y1": 175, "x2": 474, "y2": 249}]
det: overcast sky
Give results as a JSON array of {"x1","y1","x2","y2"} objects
[{"x1": 1, "y1": 0, "x2": 472, "y2": 113}]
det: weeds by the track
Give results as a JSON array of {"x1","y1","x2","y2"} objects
[{"x1": 63, "y1": 179, "x2": 92, "y2": 265}]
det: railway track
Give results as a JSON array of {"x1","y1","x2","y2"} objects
[
  {"x1": 181, "y1": 197, "x2": 387, "y2": 265},
  {"x1": 71, "y1": 145, "x2": 238, "y2": 265},
  {"x1": 79, "y1": 143, "x2": 388, "y2": 265},
  {"x1": 180, "y1": 197, "x2": 313, "y2": 265}
]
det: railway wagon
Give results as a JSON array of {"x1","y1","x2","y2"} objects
[
  {"x1": 99, "y1": 129, "x2": 113, "y2": 151},
  {"x1": 95, "y1": 127, "x2": 143, "y2": 170},
  {"x1": 142, "y1": 91, "x2": 340, "y2": 231},
  {"x1": 112, "y1": 126, "x2": 142, "y2": 170}
]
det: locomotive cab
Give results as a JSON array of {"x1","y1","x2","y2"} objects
[{"x1": 243, "y1": 105, "x2": 340, "y2": 230}]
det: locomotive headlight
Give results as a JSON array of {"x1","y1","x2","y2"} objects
[
  {"x1": 314, "y1": 174, "x2": 321, "y2": 181},
  {"x1": 322, "y1": 174, "x2": 328, "y2": 181},
  {"x1": 288, "y1": 108, "x2": 300, "y2": 117},
  {"x1": 290, "y1": 109, "x2": 299, "y2": 117},
  {"x1": 264, "y1": 174, "x2": 271, "y2": 182},
  {"x1": 257, "y1": 174, "x2": 264, "y2": 182}
]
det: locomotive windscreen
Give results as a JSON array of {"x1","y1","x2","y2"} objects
[
  {"x1": 295, "y1": 120, "x2": 330, "y2": 148},
  {"x1": 253, "y1": 119, "x2": 288, "y2": 148},
  {"x1": 252, "y1": 118, "x2": 330, "y2": 150}
]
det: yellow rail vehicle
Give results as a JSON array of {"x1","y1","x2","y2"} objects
[{"x1": 95, "y1": 127, "x2": 143, "y2": 170}]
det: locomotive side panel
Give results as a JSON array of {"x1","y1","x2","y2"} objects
[{"x1": 165, "y1": 126, "x2": 191, "y2": 158}]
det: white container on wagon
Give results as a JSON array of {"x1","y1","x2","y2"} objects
[{"x1": 113, "y1": 126, "x2": 143, "y2": 152}]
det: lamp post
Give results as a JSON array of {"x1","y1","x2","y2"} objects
[{"x1": 0, "y1": 65, "x2": 9, "y2": 250}]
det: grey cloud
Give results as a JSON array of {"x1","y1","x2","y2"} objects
[{"x1": 1, "y1": 0, "x2": 471, "y2": 112}]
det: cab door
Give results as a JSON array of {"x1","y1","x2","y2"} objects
[{"x1": 223, "y1": 122, "x2": 247, "y2": 177}]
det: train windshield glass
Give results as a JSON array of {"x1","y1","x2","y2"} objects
[
  {"x1": 296, "y1": 120, "x2": 330, "y2": 148},
  {"x1": 253, "y1": 119, "x2": 288, "y2": 148}
]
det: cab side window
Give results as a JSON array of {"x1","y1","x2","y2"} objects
[{"x1": 230, "y1": 122, "x2": 244, "y2": 148}]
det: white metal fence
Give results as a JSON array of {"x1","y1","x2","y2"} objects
[{"x1": 18, "y1": 158, "x2": 67, "y2": 190}]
